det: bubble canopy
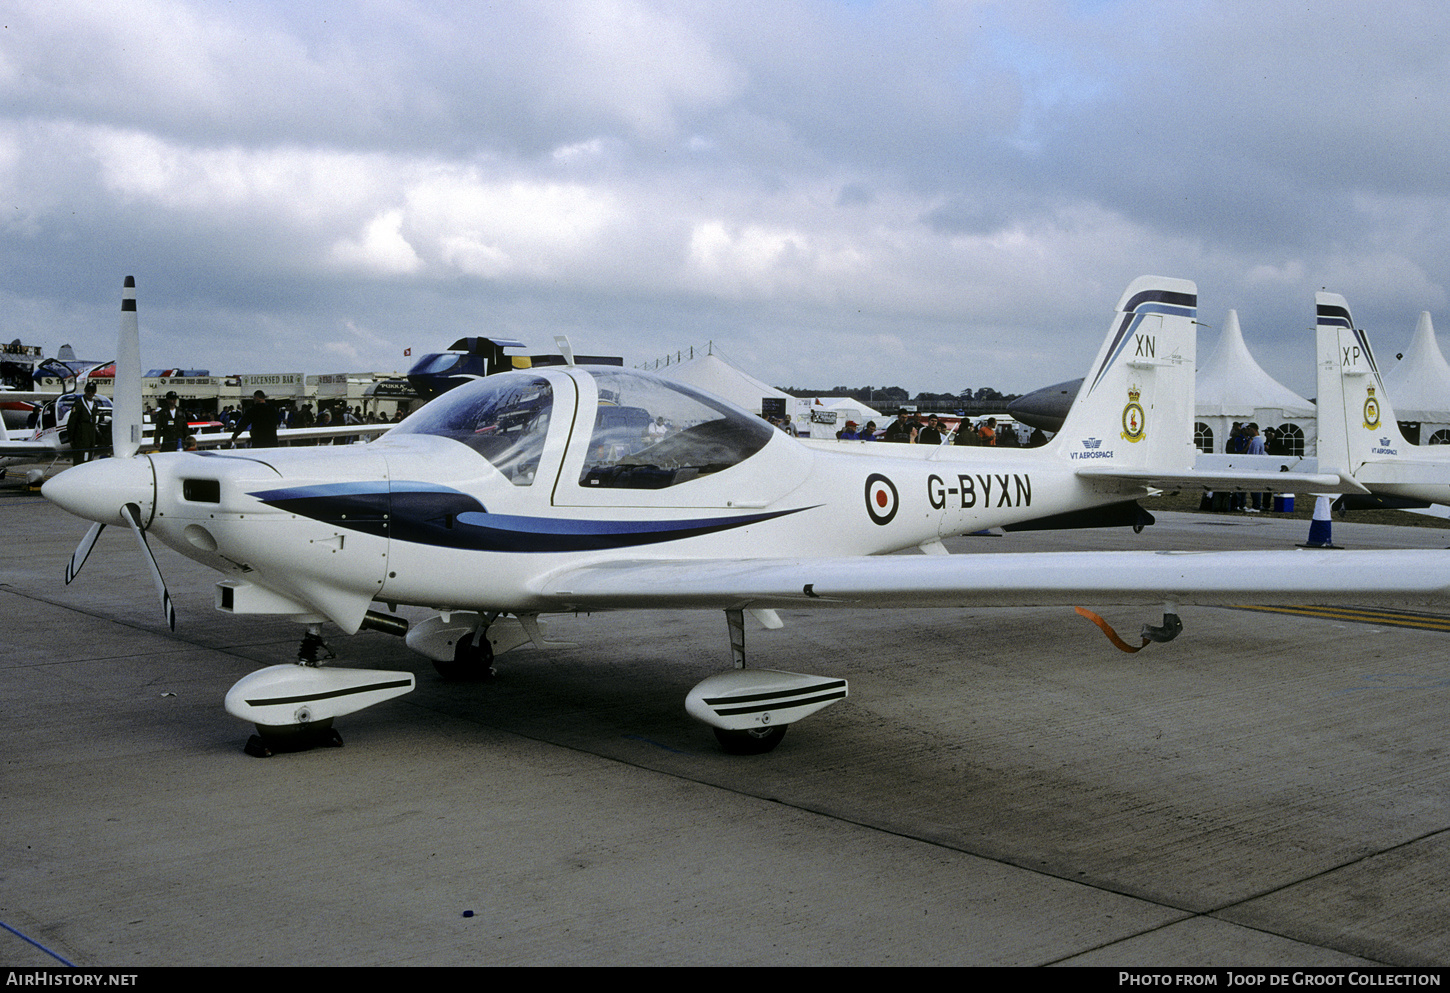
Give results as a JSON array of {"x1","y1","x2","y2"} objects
[
  {"x1": 391, "y1": 368, "x2": 776, "y2": 489},
  {"x1": 390, "y1": 372, "x2": 553, "y2": 484}
]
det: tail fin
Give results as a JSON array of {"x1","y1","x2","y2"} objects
[
  {"x1": 1314, "y1": 292, "x2": 1409, "y2": 476},
  {"x1": 1049, "y1": 276, "x2": 1198, "y2": 472}
]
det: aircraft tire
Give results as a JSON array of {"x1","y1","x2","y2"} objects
[
  {"x1": 244, "y1": 723, "x2": 343, "y2": 758},
  {"x1": 713, "y1": 725, "x2": 787, "y2": 755}
]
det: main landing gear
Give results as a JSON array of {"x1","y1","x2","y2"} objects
[
  {"x1": 223, "y1": 610, "x2": 847, "y2": 758},
  {"x1": 684, "y1": 608, "x2": 848, "y2": 755},
  {"x1": 243, "y1": 721, "x2": 344, "y2": 759},
  {"x1": 713, "y1": 724, "x2": 790, "y2": 755},
  {"x1": 404, "y1": 612, "x2": 566, "y2": 683},
  {"x1": 432, "y1": 627, "x2": 496, "y2": 682},
  {"x1": 413, "y1": 608, "x2": 844, "y2": 755}
]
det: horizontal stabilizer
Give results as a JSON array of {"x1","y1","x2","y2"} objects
[{"x1": 1076, "y1": 465, "x2": 1370, "y2": 495}]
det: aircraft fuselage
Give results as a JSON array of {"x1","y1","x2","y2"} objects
[{"x1": 48, "y1": 364, "x2": 1144, "y2": 633}]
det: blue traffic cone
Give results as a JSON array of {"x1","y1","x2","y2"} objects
[{"x1": 1299, "y1": 495, "x2": 1339, "y2": 548}]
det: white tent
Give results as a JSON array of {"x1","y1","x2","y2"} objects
[
  {"x1": 654, "y1": 351, "x2": 792, "y2": 416},
  {"x1": 1195, "y1": 310, "x2": 1316, "y2": 455},
  {"x1": 1382, "y1": 312, "x2": 1450, "y2": 443},
  {"x1": 793, "y1": 395, "x2": 887, "y2": 439},
  {"x1": 654, "y1": 350, "x2": 885, "y2": 437}
]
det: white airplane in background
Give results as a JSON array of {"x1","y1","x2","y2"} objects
[
  {"x1": 42, "y1": 277, "x2": 1450, "y2": 758},
  {"x1": 0, "y1": 383, "x2": 393, "y2": 489},
  {"x1": 1316, "y1": 292, "x2": 1450, "y2": 508},
  {"x1": 0, "y1": 395, "x2": 80, "y2": 482},
  {"x1": 0, "y1": 390, "x2": 389, "y2": 483}
]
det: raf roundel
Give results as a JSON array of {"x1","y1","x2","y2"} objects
[{"x1": 864, "y1": 473, "x2": 899, "y2": 525}]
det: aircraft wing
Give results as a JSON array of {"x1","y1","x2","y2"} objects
[
  {"x1": 1076, "y1": 466, "x2": 1370, "y2": 495},
  {"x1": 0, "y1": 438, "x2": 61, "y2": 458},
  {"x1": 275, "y1": 423, "x2": 392, "y2": 443},
  {"x1": 530, "y1": 548, "x2": 1450, "y2": 613},
  {"x1": 186, "y1": 423, "x2": 392, "y2": 448}
]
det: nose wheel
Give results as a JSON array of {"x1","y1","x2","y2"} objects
[
  {"x1": 713, "y1": 725, "x2": 788, "y2": 755},
  {"x1": 226, "y1": 664, "x2": 416, "y2": 757}
]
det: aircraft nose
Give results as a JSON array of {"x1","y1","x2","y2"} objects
[{"x1": 43, "y1": 456, "x2": 156, "y2": 526}]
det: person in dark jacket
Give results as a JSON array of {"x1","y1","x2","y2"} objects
[
  {"x1": 883, "y1": 411, "x2": 916, "y2": 443},
  {"x1": 67, "y1": 382, "x2": 103, "y2": 463},
  {"x1": 231, "y1": 390, "x2": 280, "y2": 448},
  {"x1": 917, "y1": 414, "x2": 943, "y2": 446},
  {"x1": 156, "y1": 391, "x2": 182, "y2": 452}
]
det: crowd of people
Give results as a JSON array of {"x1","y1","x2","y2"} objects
[
  {"x1": 828, "y1": 411, "x2": 1048, "y2": 447},
  {"x1": 1217, "y1": 421, "x2": 1285, "y2": 513},
  {"x1": 139, "y1": 391, "x2": 410, "y2": 451}
]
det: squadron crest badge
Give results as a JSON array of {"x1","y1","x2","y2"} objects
[
  {"x1": 1363, "y1": 386, "x2": 1381, "y2": 430},
  {"x1": 1121, "y1": 387, "x2": 1146, "y2": 443}
]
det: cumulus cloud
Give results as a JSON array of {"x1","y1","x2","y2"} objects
[{"x1": 329, "y1": 209, "x2": 423, "y2": 275}]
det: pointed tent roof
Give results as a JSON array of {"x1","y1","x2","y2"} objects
[
  {"x1": 1382, "y1": 312, "x2": 1450, "y2": 422},
  {"x1": 654, "y1": 349, "x2": 791, "y2": 415},
  {"x1": 1196, "y1": 310, "x2": 1314, "y2": 418},
  {"x1": 816, "y1": 396, "x2": 884, "y2": 420}
]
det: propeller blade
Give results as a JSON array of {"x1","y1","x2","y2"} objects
[
  {"x1": 122, "y1": 503, "x2": 176, "y2": 631},
  {"x1": 112, "y1": 276, "x2": 143, "y2": 460},
  {"x1": 64, "y1": 521, "x2": 105, "y2": 585}
]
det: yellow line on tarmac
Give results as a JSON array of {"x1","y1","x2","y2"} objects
[{"x1": 1227, "y1": 604, "x2": 1450, "y2": 632}]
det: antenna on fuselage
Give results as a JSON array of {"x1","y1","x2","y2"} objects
[{"x1": 554, "y1": 335, "x2": 576, "y2": 367}]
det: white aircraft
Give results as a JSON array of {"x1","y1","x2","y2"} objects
[
  {"x1": 42, "y1": 277, "x2": 1450, "y2": 757},
  {"x1": 1316, "y1": 292, "x2": 1450, "y2": 505},
  {"x1": 0, "y1": 414, "x2": 67, "y2": 458},
  {"x1": 0, "y1": 389, "x2": 388, "y2": 484},
  {"x1": 0, "y1": 394, "x2": 90, "y2": 483}
]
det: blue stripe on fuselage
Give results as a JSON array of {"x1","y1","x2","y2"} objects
[{"x1": 249, "y1": 481, "x2": 813, "y2": 552}]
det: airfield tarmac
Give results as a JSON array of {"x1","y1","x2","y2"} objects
[{"x1": 4, "y1": 478, "x2": 1450, "y2": 968}]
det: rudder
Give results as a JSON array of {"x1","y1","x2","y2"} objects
[
  {"x1": 1049, "y1": 276, "x2": 1198, "y2": 472},
  {"x1": 1315, "y1": 291, "x2": 1408, "y2": 476}
]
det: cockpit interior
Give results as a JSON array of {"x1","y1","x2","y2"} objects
[{"x1": 391, "y1": 368, "x2": 775, "y2": 490}]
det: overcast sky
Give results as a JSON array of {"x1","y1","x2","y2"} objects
[{"x1": 4, "y1": 0, "x2": 1450, "y2": 397}]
